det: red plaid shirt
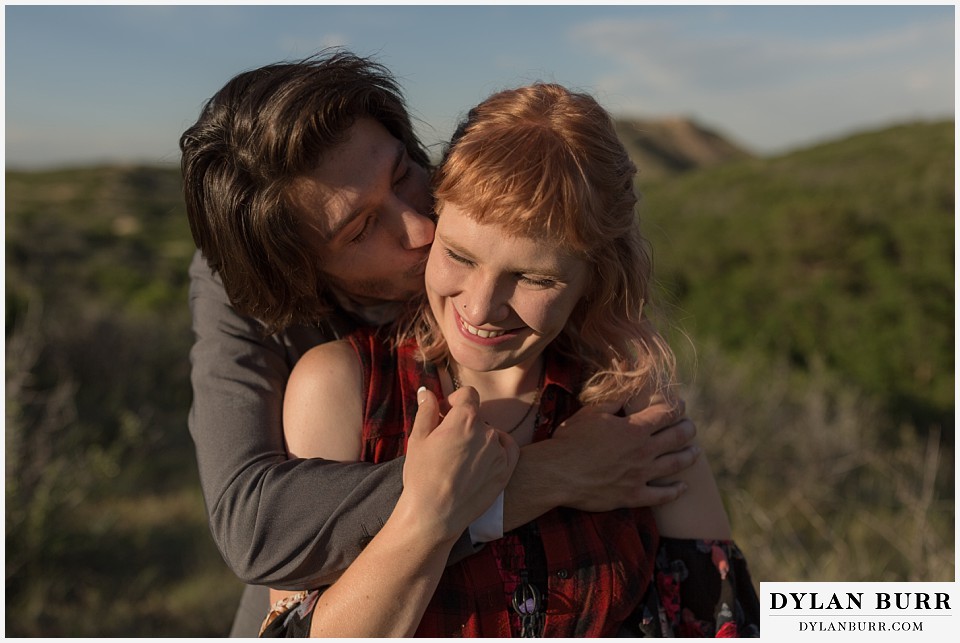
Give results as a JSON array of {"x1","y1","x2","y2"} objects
[{"x1": 349, "y1": 329, "x2": 659, "y2": 637}]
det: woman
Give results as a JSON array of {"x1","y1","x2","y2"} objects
[{"x1": 265, "y1": 83, "x2": 759, "y2": 637}]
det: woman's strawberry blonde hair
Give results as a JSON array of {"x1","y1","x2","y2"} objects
[{"x1": 403, "y1": 83, "x2": 676, "y2": 404}]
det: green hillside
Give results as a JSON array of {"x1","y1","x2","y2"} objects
[
  {"x1": 640, "y1": 120, "x2": 954, "y2": 434},
  {"x1": 6, "y1": 165, "x2": 239, "y2": 635},
  {"x1": 6, "y1": 164, "x2": 193, "y2": 317}
]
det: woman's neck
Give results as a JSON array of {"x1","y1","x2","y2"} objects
[
  {"x1": 447, "y1": 355, "x2": 543, "y2": 401},
  {"x1": 443, "y1": 355, "x2": 545, "y2": 445}
]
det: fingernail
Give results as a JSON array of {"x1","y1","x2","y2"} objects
[{"x1": 417, "y1": 386, "x2": 427, "y2": 405}]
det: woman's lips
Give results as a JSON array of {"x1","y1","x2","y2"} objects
[{"x1": 454, "y1": 309, "x2": 519, "y2": 346}]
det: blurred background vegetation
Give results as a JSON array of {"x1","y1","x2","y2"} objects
[{"x1": 5, "y1": 119, "x2": 954, "y2": 636}]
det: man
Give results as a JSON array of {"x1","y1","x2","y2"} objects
[{"x1": 180, "y1": 50, "x2": 699, "y2": 636}]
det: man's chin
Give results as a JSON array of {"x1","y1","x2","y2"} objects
[
  {"x1": 333, "y1": 283, "x2": 424, "y2": 308},
  {"x1": 387, "y1": 286, "x2": 427, "y2": 306}
]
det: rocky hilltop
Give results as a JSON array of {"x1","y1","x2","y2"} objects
[{"x1": 614, "y1": 116, "x2": 753, "y2": 179}]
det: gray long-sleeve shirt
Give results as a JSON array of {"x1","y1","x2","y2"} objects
[{"x1": 187, "y1": 251, "x2": 475, "y2": 589}]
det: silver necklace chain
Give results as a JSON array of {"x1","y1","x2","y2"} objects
[{"x1": 447, "y1": 366, "x2": 542, "y2": 435}]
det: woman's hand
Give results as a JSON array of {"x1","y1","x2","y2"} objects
[
  {"x1": 297, "y1": 386, "x2": 519, "y2": 638},
  {"x1": 396, "y1": 385, "x2": 520, "y2": 545}
]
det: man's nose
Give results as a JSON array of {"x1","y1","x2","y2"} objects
[{"x1": 391, "y1": 201, "x2": 435, "y2": 250}]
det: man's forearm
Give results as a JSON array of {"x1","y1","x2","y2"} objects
[
  {"x1": 205, "y1": 455, "x2": 403, "y2": 588},
  {"x1": 501, "y1": 439, "x2": 570, "y2": 531},
  {"x1": 202, "y1": 449, "x2": 481, "y2": 588},
  {"x1": 501, "y1": 401, "x2": 699, "y2": 532}
]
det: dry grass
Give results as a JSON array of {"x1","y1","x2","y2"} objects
[{"x1": 681, "y1": 342, "x2": 954, "y2": 583}]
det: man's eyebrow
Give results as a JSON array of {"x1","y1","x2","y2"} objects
[{"x1": 325, "y1": 141, "x2": 406, "y2": 242}]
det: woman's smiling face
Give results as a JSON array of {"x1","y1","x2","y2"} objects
[{"x1": 425, "y1": 202, "x2": 591, "y2": 374}]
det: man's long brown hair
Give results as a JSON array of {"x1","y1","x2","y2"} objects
[{"x1": 180, "y1": 49, "x2": 430, "y2": 333}]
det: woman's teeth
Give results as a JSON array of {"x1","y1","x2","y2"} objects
[{"x1": 461, "y1": 318, "x2": 506, "y2": 338}]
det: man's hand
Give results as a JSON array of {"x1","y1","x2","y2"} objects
[
  {"x1": 552, "y1": 399, "x2": 699, "y2": 511},
  {"x1": 502, "y1": 398, "x2": 698, "y2": 530}
]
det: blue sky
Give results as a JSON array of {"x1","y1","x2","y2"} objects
[{"x1": 4, "y1": 4, "x2": 955, "y2": 169}]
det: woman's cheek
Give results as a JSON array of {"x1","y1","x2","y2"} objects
[
  {"x1": 425, "y1": 258, "x2": 458, "y2": 299},
  {"x1": 515, "y1": 292, "x2": 565, "y2": 334},
  {"x1": 517, "y1": 291, "x2": 579, "y2": 336}
]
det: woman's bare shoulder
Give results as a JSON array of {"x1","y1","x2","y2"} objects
[
  {"x1": 291, "y1": 339, "x2": 362, "y2": 381},
  {"x1": 283, "y1": 339, "x2": 364, "y2": 461}
]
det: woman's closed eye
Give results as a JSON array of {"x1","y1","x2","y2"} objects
[
  {"x1": 445, "y1": 248, "x2": 475, "y2": 267},
  {"x1": 518, "y1": 275, "x2": 558, "y2": 289}
]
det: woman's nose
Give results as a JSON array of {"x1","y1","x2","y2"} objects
[{"x1": 460, "y1": 274, "x2": 510, "y2": 325}]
